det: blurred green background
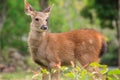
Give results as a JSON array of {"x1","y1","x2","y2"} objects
[{"x1": 0, "y1": 0, "x2": 119, "y2": 75}]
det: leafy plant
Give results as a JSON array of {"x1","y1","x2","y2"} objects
[{"x1": 31, "y1": 62, "x2": 120, "y2": 80}]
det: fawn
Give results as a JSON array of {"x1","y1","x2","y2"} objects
[{"x1": 24, "y1": 0, "x2": 107, "y2": 80}]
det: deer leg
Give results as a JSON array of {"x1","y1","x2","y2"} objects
[
  {"x1": 50, "y1": 70, "x2": 59, "y2": 80},
  {"x1": 42, "y1": 73, "x2": 49, "y2": 80},
  {"x1": 49, "y1": 62, "x2": 61, "y2": 80},
  {"x1": 92, "y1": 67, "x2": 104, "y2": 80},
  {"x1": 77, "y1": 55, "x2": 104, "y2": 80}
]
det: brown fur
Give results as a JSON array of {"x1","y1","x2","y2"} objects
[
  {"x1": 28, "y1": 29, "x2": 104, "y2": 68},
  {"x1": 24, "y1": 0, "x2": 107, "y2": 80}
]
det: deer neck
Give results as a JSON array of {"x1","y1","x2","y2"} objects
[{"x1": 28, "y1": 25, "x2": 48, "y2": 49}]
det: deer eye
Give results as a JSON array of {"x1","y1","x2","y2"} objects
[{"x1": 35, "y1": 18, "x2": 39, "y2": 21}]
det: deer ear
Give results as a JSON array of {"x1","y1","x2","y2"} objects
[
  {"x1": 43, "y1": 7, "x2": 51, "y2": 13},
  {"x1": 24, "y1": 0, "x2": 35, "y2": 16}
]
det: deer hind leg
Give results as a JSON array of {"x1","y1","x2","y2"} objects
[
  {"x1": 92, "y1": 67, "x2": 105, "y2": 80},
  {"x1": 76, "y1": 54, "x2": 104, "y2": 80}
]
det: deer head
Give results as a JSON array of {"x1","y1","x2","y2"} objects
[{"x1": 24, "y1": 0, "x2": 51, "y2": 32}]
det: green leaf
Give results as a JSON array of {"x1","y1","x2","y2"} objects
[
  {"x1": 76, "y1": 66, "x2": 81, "y2": 71},
  {"x1": 64, "y1": 72, "x2": 75, "y2": 78},
  {"x1": 108, "y1": 69, "x2": 120, "y2": 75},
  {"x1": 51, "y1": 69, "x2": 57, "y2": 73},
  {"x1": 100, "y1": 68, "x2": 108, "y2": 74},
  {"x1": 107, "y1": 76, "x2": 113, "y2": 80},
  {"x1": 90, "y1": 62, "x2": 108, "y2": 69},
  {"x1": 90, "y1": 62, "x2": 100, "y2": 67},
  {"x1": 41, "y1": 69, "x2": 49, "y2": 74},
  {"x1": 81, "y1": 69, "x2": 87, "y2": 77},
  {"x1": 60, "y1": 66, "x2": 68, "y2": 71},
  {"x1": 100, "y1": 65, "x2": 107, "y2": 68}
]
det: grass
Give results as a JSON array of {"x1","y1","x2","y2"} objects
[{"x1": 0, "y1": 71, "x2": 33, "y2": 80}]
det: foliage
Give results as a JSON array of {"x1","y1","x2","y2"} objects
[
  {"x1": 1, "y1": 62, "x2": 119, "y2": 80},
  {"x1": 26, "y1": 62, "x2": 120, "y2": 80},
  {"x1": 1, "y1": 0, "x2": 29, "y2": 54},
  {"x1": 81, "y1": 0, "x2": 118, "y2": 28}
]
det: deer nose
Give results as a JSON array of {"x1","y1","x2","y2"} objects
[{"x1": 40, "y1": 25, "x2": 48, "y2": 30}]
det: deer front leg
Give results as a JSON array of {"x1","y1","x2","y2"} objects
[
  {"x1": 50, "y1": 70, "x2": 59, "y2": 80},
  {"x1": 49, "y1": 62, "x2": 61, "y2": 80},
  {"x1": 41, "y1": 67, "x2": 50, "y2": 80},
  {"x1": 42, "y1": 73, "x2": 49, "y2": 80}
]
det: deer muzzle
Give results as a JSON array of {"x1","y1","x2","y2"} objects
[{"x1": 40, "y1": 25, "x2": 48, "y2": 30}]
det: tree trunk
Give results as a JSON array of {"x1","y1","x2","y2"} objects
[
  {"x1": 118, "y1": 0, "x2": 120, "y2": 69},
  {"x1": 0, "y1": 0, "x2": 6, "y2": 31},
  {"x1": 0, "y1": 0, "x2": 6, "y2": 61},
  {"x1": 39, "y1": 0, "x2": 49, "y2": 10}
]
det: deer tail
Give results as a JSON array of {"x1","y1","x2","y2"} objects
[{"x1": 99, "y1": 39, "x2": 107, "y2": 57}]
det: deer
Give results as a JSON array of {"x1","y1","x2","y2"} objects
[{"x1": 24, "y1": 0, "x2": 107, "y2": 80}]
